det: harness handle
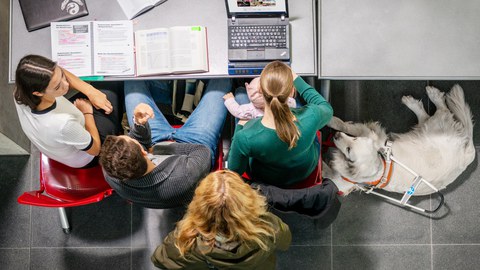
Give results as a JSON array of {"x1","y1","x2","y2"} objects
[{"x1": 424, "y1": 191, "x2": 444, "y2": 214}]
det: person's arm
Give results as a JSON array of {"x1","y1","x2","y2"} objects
[
  {"x1": 128, "y1": 103, "x2": 154, "y2": 150},
  {"x1": 151, "y1": 231, "x2": 202, "y2": 269},
  {"x1": 269, "y1": 213, "x2": 292, "y2": 251},
  {"x1": 224, "y1": 99, "x2": 259, "y2": 120},
  {"x1": 227, "y1": 131, "x2": 250, "y2": 175},
  {"x1": 62, "y1": 68, "x2": 113, "y2": 114},
  {"x1": 73, "y1": 98, "x2": 101, "y2": 156},
  {"x1": 294, "y1": 76, "x2": 333, "y2": 128}
]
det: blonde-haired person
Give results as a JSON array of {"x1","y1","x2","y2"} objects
[
  {"x1": 151, "y1": 170, "x2": 291, "y2": 269},
  {"x1": 228, "y1": 61, "x2": 333, "y2": 187}
]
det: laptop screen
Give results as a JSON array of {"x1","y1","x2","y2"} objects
[{"x1": 226, "y1": 0, "x2": 288, "y2": 17}]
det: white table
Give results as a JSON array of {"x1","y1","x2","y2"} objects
[{"x1": 9, "y1": 0, "x2": 317, "y2": 82}]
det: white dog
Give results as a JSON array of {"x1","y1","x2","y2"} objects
[{"x1": 323, "y1": 85, "x2": 475, "y2": 196}]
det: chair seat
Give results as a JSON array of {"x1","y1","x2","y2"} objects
[
  {"x1": 18, "y1": 153, "x2": 113, "y2": 208},
  {"x1": 41, "y1": 155, "x2": 112, "y2": 202}
]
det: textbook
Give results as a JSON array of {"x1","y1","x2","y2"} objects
[
  {"x1": 19, "y1": 0, "x2": 89, "y2": 32},
  {"x1": 51, "y1": 21, "x2": 208, "y2": 77},
  {"x1": 117, "y1": 0, "x2": 168, "y2": 20},
  {"x1": 51, "y1": 20, "x2": 135, "y2": 77},
  {"x1": 134, "y1": 26, "x2": 209, "y2": 76}
]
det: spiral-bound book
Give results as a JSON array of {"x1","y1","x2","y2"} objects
[{"x1": 19, "y1": 0, "x2": 89, "y2": 32}]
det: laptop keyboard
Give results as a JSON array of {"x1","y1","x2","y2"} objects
[{"x1": 229, "y1": 25, "x2": 287, "y2": 48}]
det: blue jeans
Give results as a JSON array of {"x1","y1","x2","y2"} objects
[{"x1": 124, "y1": 79, "x2": 232, "y2": 165}]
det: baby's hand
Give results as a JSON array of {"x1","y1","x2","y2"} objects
[
  {"x1": 134, "y1": 103, "x2": 154, "y2": 125},
  {"x1": 223, "y1": 92, "x2": 234, "y2": 100}
]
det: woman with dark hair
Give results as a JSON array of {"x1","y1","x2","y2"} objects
[
  {"x1": 151, "y1": 170, "x2": 291, "y2": 269},
  {"x1": 14, "y1": 54, "x2": 122, "y2": 168}
]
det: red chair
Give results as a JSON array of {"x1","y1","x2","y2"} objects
[
  {"x1": 212, "y1": 139, "x2": 224, "y2": 171},
  {"x1": 17, "y1": 153, "x2": 113, "y2": 234}
]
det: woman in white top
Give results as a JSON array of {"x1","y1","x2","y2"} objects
[{"x1": 14, "y1": 54, "x2": 122, "y2": 168}]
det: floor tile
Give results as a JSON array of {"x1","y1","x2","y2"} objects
[
  {"x1": 333, "y1": 245, "x2": 430, "y2": 270},
  {"x1": 132, "y1": 206, "x2": 185, "y2": 248},
  {"x1": 433, "y1": 244, "x2": 480, "y2": 270},
  {"x1": 330, "y1": 80, "x2": 427, "y2": 134},
  {"x1": 0, "y1": 248, "x2": 30, "y2": 270},
  {"x1": 0, "y1": 133, "x2": 29, "y2": 155},
  {"x1": 272, "y1": 209, "x2": 331, "y2": 246},
  {"x1": 432, "y1": 149, "x2": 480, "y2": 244},
  {"x1": 333, "y1": 191, "x2": 431, "y2": 245},
  {"x1": 277, "y1": 245, "x2": 331, "y2": 270},
  {"x1": 0, "y1": 155, "x2": 31, "y2": 248},
  {"x1": 30, "y1": 247, "x2": 131, "y2": 270},
  {"x1": 132, "y1": 247, "x2": 157, "y2": 270},
  {"x1": 30, "y1": 194, "x2": 131, "y2": 247}
]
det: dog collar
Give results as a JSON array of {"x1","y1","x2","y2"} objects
[{"x1": 341, "y1": 140, "x2": 394, "y2": 189}]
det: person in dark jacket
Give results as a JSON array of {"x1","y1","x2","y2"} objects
[
  {"x1": 99, "y1": 79, "x2": 231, "y2": 208},
  {"x1": 151, "y1": 170, "x2": 292, "y2": 269}
]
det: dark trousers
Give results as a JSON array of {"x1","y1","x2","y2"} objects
[
  {"x1": 251, "y1": 178, "x2": 341, "y2": 225},
  {"x1": 69, "y1": 87, "x2": 123, "y2": 143}
]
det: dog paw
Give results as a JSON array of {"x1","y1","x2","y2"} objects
[
  {"x1": 426, "y1": 86, "x2": 445, "y2": 102},
  {"x1": 328, "y1": 116, "x2": 345, "y2": 131},
  {"x1": 401, "y1": 95, "x2": 416, "y2": 106}
]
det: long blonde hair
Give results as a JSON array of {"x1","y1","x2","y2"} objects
[
  {"x1": 174, "y1": 170, "x2": 276, "y2": 256},
  {"x1": 260, "y1": 61, "x2": 300, "y2": 149}
]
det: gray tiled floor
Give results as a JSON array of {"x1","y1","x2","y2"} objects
[
  {"x1": 2, "y1": 81, "x2": 480, "y2": 269},
  {"x1": 3, "y1": 0, "x2": 480, "y2": 267},
  {"x1": 2, "y1": 81, "x2": 480, "y2": 270}
]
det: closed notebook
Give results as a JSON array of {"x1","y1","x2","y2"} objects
[{"x1": 19, "y1": 0, "x2": 89, "y2": 32}]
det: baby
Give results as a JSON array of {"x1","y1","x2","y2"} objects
[{"x1": 223, "y1": 77, "x2": 296, "y2": 120}]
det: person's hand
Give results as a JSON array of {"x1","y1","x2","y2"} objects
[
  {"x1": 291, "y1": 69, "x2": 298, "y2": 80},
  {"x1": 86, "y1": 87, "x2": 113, "y2": 114},
  {"x1": 223, "y1": 92, "x2": 234, "y2": 100},
  {"x1": 134, "y1": 103, "x2": 154, "y2": 125},
  {"x1": 73, "y1": 98, "x2": 93, "y2": 114}
]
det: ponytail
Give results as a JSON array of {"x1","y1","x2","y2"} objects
[
  {"x1": 269, "y1": 96, "x2": 299, "y2": 149},
  {"x1": 260, "y1": 61, "x2": 300, "y2": 149}
]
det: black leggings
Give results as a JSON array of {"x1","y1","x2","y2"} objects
[{"x1": 69, "y1": 88, "x2": 123, "y2": 143}]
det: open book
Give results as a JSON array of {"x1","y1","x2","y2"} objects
[
  {"x1": 51, "y1": 21, "x2": 135, "y2": 77},
  {"x1": 135, "y1": 26, "x2": 208, "y2": 76},
  {"x1": 51, "y1": 21, "x2": 208, "y2": 77},
  {"x1": 117, "y1": 0, "x2": 168, "y2": 20}
]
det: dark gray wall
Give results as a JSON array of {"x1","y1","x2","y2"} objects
[{"x1": 1, "y1": 0, "x2": 30, "y2": 151}]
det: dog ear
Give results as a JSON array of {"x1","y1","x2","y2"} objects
[{"x1": 366, "y1": 130, "x2": 385, "y2": 149}]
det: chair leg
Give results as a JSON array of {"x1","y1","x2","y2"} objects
[{"x1": 58, "y1": 207, "x2": 71, "y2": 234}]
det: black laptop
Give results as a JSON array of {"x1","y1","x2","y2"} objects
[
  {"x1": 19, "y1": 0, "x2": 89, "y2": 32},
  {"x1": 225, "y1": 0, "x2": 290, "y2": 62}
]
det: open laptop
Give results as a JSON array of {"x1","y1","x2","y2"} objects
[{"x1": 225, "y1": 0, "x2": 290, "y2": 63}]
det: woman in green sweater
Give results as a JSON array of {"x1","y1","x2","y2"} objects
[{"x1": 228, "y1": 61, "x2": 333, "y2": 187}]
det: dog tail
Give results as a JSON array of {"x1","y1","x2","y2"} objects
[{"x1": 446, "y1": 84, "x2": 473, "y2": 138}]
